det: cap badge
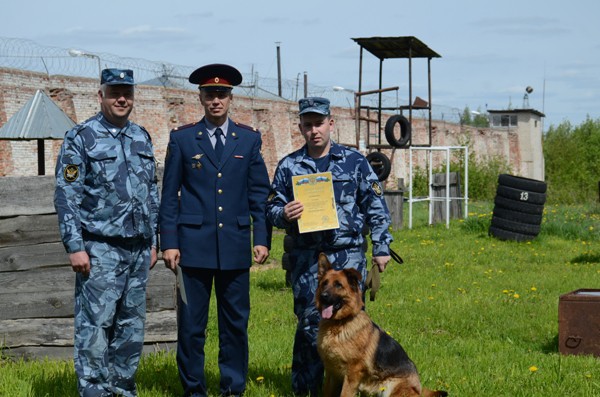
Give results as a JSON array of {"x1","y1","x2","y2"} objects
[
  {"x1": 214, "y1": 77, "x2": 220, "y2": 83},
  {"x1": 119, "y1": 72, "x2": 125, "y2": 79}
]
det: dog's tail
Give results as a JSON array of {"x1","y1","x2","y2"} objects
[{"x1": 422, "y1": 388, "x2": 448, "y2": 397}]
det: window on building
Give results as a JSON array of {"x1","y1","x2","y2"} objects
[{"x1": 491, "y1": 114, "x2": 518, "y2": 127}]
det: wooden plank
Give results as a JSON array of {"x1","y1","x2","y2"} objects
[
  {"x1": 0, "y1": 311, "x2": 177, "y2": 360},
  {"x1": 0, "y1": 262, "x2": 175, "y2": 320},
  {"x1": 0, "y1": 242, "x2": 69, "y2": 272},
  {"x1": 0, "y1": 214, "x2": 61, "y2": 247},
  {"x1": 432, "y1": 172, "x2": 463, "y2": 224},
  {"x1": 0, "y1": 266, "x2": 74, "y2": 320},
  {"x1": 384, "y1": 190, "x2": 404, "y2": 230},
  {"x1": 0, "y1": 176, "x2": 56, "y2": 217},
  {"x1": 147, "y1": 263, "x2": 177, "y2": 311},
  {"x1": 4, "y1": 342, "x2": 178, "y2": 361},
  {"x1": 0, "y1": 311, "x2": 177, "y2": 348}
]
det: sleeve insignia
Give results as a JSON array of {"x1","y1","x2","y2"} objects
[
  {"x1": 64, "y1": 164, "x2": 79, "y2": 182},
  {"x1": 371, "y1": 181, "x2": 383, "y2": 197}
]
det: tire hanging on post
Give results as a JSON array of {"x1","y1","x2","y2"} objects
[
  {"x1": 366, "y1": 151, "x2": 391, "y2": 182},
  {"x1": 384, "y1": 114, "x2": 412, "y2": 148}
]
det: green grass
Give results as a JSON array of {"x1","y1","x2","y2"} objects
[{"x1": 2, "y1": 202, "x2": 600, "y2": 396}]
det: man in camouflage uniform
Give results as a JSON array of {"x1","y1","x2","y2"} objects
[
  {"x1": 54, "y1": 68, "x2": 159, "y2": 397},
  {"x1": 266, "y1": 97, "x2": 393, "y2": 396}
]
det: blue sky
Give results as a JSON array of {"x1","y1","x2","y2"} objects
[{"x1": 2, "y1": 0, "x2": 599, "y2": 129}]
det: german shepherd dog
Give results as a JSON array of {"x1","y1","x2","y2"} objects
[{"x1": 316, "y1": 253, "x2": 447, "y2": 397}]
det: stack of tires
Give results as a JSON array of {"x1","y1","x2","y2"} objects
[{"x1": 489, "y1": 174, "x2": 547, "y2": 241}]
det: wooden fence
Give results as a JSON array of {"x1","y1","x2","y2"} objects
[{"x1": 0, "y1": 175, "x2": 177, "y2": 360}]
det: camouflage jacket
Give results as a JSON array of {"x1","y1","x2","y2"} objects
[
  {"x1": 54, "y1": 112, "x2": 159, "y2": 253},
  {"x1": 266, "y1": 141, "x2": 392, "y2": 256}
]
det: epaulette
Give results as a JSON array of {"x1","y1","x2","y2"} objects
[
  {"x1": 65, "y1": 123, "x2": 87, "y2": 139},
  {"x1": 139, "y1": 125, "x2": 152, "y2": 141},
  {"x1": 234, "y1": 121, "x2": 258, "y2": 132},
  {"x1": 173, "y1": 121, "x2": 200, "y2": 132}
]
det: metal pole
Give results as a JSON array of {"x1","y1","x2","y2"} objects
[
  {"x1": 303, "y1": 72, "x2": 307, "y2": 98},
  {"x1": 446, "y1": 148, "x2": 450, "y2": 229},
  {"x1": 409, "y1": 146, "x2": 413, "y2": 229},
  {"x1": 276, "y1": 42, "x2": 282, "y2": 97}
]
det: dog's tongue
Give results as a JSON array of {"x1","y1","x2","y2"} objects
[{"x1": 321, "y1": 305, "x2": 333, "y2": 319}]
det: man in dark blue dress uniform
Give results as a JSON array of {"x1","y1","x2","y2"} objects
[{"x1": 159, "y1": 64, "x2": 271, "y2": 397}]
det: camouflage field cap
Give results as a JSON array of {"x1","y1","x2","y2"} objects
[
  {"x1": 298, "y1": 97, "x2": 330, "y2": 116},
  {"x1": 101, "y1": 68, "x2": 135, "y2": 85}
]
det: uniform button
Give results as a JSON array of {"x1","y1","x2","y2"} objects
[
  {"x1": 217, "y1": 172, "x2": 222, "y2": 178},
  {"x1": 218, "y1": 189, "x2": 223, "y2": 194},
  {"x1": 218, "y1": 223, "x2": 223, "y2": 228},
  {"x1": 218, "y1": 206, "x2": 223, "y2": 212}
]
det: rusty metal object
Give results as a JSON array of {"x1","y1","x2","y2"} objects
[{"x1": 558, "y1": 289, "x2": 600, "y2": 357}]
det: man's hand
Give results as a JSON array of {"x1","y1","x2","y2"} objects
[
  {"x1": 283, "y1": 200, "x2": 304, "y2": 222},
  {"x1": 373, "y1": 255, "x2": 391, "y2": 272},
  {"x1": 162, "y1": 249, "x2": 180, "y2": 274},
  {"x1": 69, "y1": 251, "x2": 91, "y2": 276},
  {"x1": 253, "y1": 245, "x2": 269, "y2": 264}
]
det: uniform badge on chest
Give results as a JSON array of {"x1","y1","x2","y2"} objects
[{"x1": 192, "y1": 154, "x2": 203, "y2": 169}]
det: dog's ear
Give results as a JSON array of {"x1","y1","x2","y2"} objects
[
  {"x1": 317, "y1": 252, "x2": 332, "y2": 280},
  {"x1": 343, "y1": 268, "x2": 363, "y2": 291}
]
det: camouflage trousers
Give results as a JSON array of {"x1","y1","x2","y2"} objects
[
  {"x1": 288, "y1": 248, "x2": 367, "y2": 396},
  {"x1": 74, "y1": 237, "x2": 151, "y2": 397}
]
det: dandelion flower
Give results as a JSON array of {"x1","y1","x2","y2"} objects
[
  {"x1": 529, "y1": 366, "x2": 538, "y2": 372},
  {"x1": 256, "y1": 376, "x2": 265, "y2": 382},
  {"x1": 530, "y1": 287, "x2": 537, "y2": 291},
  {"x1": 513, "y1": 293, "x2": 520, "y2": 299}
]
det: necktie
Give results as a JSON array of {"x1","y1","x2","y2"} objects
[{"x1": 214, "y1": 128, "x2": 224, "y2": 161}]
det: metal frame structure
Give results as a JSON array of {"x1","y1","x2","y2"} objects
[
  {"x1": 408, "y1": 146, "x2": 469, "y2": 229},
  {"x1": 351, "y1": 36, "x2": 441, "y2": 149}
]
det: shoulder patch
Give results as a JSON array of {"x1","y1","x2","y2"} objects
[
  {"x1": 64, "y1": 164, "x2": 79, "y2": 182},
  {"x1": 234, "y1": 122, "x2": 258, "y2": 132},
  {"x1": 174, "y1": 121, "x2": 200, "y2": 132},
  {"x1": 371, "y1": 181, "x2": 383, "y2": 197}
]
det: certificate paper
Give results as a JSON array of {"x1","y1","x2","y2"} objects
[{"x1": 292, "y1": 172, "x2": 340, "y2": 233}]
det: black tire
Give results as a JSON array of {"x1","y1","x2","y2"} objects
[
  {"x1": 491, "y1": 216, "x2": 541, "y2": 236},
  {"x1": 283, "y1": 234, "x2": 294, "y2": 252},
  {"x1": 489, "y1": 226, "x2": 536, "y2": 242},
  {"x1": 384, "y1": 115, "x2": 412, "y2": 148},
  {"x1": 366, "y1": 151, "x2": 391, "y2": 182},
  {"x1": 496, "y1": 185, "x2": 546, "y2": 205},
  {"x1": 493, "y1": 206, "x2": 543, "y2": 225},
  {"x1": 494, "y1": 195, "x2": 544, "y2": 215},
  {"x1": 498, "y1": 174, "x2": 547, "y2": 194}
]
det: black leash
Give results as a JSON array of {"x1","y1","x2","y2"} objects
[{"x1": 365, "y1": 248, "x2": 403, "y2": 301}]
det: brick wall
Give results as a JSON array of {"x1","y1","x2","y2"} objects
[{"x1": 0, "y1": 67, "x2": 521, "y2": 189}]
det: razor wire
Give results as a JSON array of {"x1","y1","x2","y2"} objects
[{"x1": 0, "y1": 37, "x2": 460, "y2": 123}]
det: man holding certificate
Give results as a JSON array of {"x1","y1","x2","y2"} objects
[{"x1": 266, "y1": 97, "x2": 393, "y2": 396}]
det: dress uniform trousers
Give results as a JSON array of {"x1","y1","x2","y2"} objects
[{"x1": 177, "y1": 267, "x2": 250, "y2": 397}]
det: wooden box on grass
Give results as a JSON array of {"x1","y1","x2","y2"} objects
[{"x1": 558, "y1": 289, "x2": 600, "y2": 357}]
